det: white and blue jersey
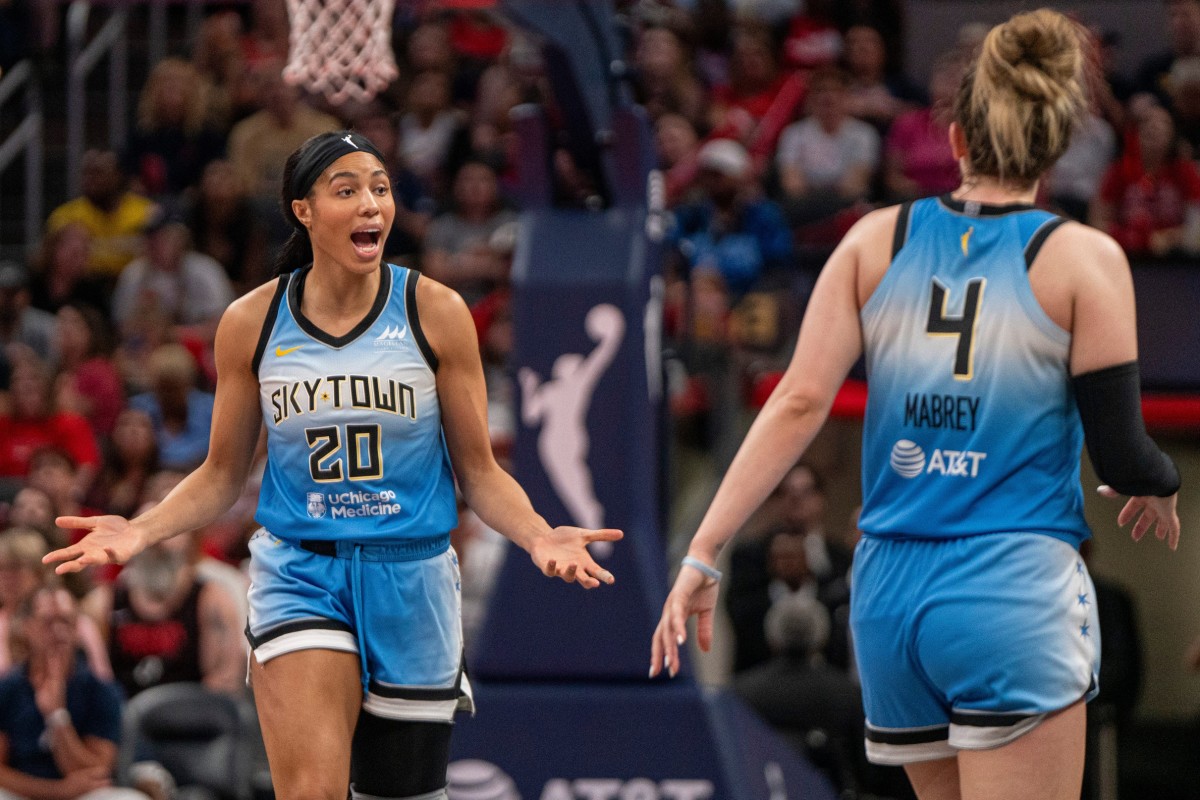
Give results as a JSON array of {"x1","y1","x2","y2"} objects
[
  {"x1": 851, "y1": 197, "x2": 1098, "y2": 765},
  {"x1": 253, "y1": 262, "x2": 458, "y2": 542},
  {"x1": 859, "y1": 196, "x2": 1088, "y2": 547}
]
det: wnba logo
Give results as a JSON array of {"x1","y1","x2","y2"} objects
[
  {"x1": 890, "y1": 440, "x2": 926, "y2": 478},
  {"x1": 447, "y1": 760, "x2": 520, "y2": 800}
]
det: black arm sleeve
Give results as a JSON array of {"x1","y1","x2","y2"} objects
[{"x1": 1072, "y1": 361, "x2": 1180, "y2": 497}]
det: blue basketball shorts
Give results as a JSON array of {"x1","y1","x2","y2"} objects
[
  {"x1": 850, "y1": 531, "x2": 1100, "y2": 765},
  {"x1": 245, "y1": 529, "x2": 474, "y2": 723}
]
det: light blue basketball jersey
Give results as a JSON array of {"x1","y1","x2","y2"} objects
[
  {"x1": 252, "y1": 263, "x2": 458, "y2": 541},
  {"x1": 858, "y1": 196, "x2": 1089, "y2": 546}
]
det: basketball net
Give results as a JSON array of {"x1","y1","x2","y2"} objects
[{"x1": 283, "y1": 0, "x2": 400, "y2": 105}]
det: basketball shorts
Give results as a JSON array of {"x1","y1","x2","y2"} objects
[
  {"x1": 850, "y1": 531, "x2": 1100, "y2": 765},
  {"x1": 245, "y1": 529, "x2": 474, "y2": 723}
]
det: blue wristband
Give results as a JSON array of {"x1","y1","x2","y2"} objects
[{"x1": 681, "y1": 556, "x2": 722, "y2": 582}]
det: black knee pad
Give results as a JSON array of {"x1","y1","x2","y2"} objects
[{"x1": 350, "y1": 713, "x2": 452, "y2": 798}]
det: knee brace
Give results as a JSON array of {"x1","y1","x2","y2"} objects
[{"x1": 350, "y1": 713, "x2": 452, "y2": 799}]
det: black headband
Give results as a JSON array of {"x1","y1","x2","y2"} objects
[{"x1": 289, "y1": 131, "x2": 386, "y2": 200}]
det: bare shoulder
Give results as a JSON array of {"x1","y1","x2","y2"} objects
[
  {"x1": 215, "y1": 278, "x2": 285, "y2": 366},
  {"x1": 414, "y1": 273, "x2": 475, "y2": 354},
  {"x1": 1038, "y1": 221, "x2": 1131, "y2": 283}
]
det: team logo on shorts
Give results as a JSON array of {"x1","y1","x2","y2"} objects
[
  {"x1": 890, "y1": 439, "x2": 926, "y2": 478},
  {"x1": 306, "y1": 492, "x2": 327, "y2": 518},
  {"x1": 447, "y1": 760, "x2": 520, "y2": 800}
]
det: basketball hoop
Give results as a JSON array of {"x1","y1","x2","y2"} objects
[{"x1": 283, "y1": 0, "x2": 400, "y2": 106}]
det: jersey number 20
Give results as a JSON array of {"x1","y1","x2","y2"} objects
[
  {"x1": 926, "y1": 277, "x2": 985, "y2": 380},
  {"x1": 306, "y1": 424, "x2": 383, "y2": 481}
]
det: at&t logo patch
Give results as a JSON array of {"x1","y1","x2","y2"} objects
[
  {"x1": 891, "y1": 440, "x2": 987, "y2": 478},
  {"x1": 890, "y1": 440, "x2": 926, "y2": 477}
]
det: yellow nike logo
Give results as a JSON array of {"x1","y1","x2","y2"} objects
[
  {"x1": 961, "y1": 226, "x2": 974, "y2": 257},
  {"x1": 275, "y1": 345, "x2": 304, "y2": 357}
]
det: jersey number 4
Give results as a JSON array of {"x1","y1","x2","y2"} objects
[
  {"x1": 926, "y1": 277, "x2": 985, "y2": 380},
  {"x1": 306, "y1": 424, "x2": 383, "y2": 481}
]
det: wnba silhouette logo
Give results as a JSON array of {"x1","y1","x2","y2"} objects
[
  {"x1": 447, "y1": 760, "x2": 521, "y2": 800},
  {"x1": 890, "y1": 440, "x2": 926, "y2": 478}
]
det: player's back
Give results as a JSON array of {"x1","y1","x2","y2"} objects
[{"x1": 857, "y1": 196, "x2": 1088, "y2": 545}]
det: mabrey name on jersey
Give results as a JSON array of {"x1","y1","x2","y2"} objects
[
  {"x1": 271, "y1": 374, "x2": 417, "y2": 425},
  {"x1": 904, "y1": 392, "x2": 980, "y2": 432}
]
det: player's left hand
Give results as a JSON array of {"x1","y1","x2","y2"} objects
[
  {"x1": 1097, "y1": 485, "x2": 1181, "y2": 551},
  {"x1": 529, "y1": 526, "x2": 622, "y2": 589}
]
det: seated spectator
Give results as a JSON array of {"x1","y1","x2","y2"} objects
[
  {"x1": 0, "y1": 586, "x2": 143, "y2": 800},
  {"x1": 123, "y1": 58, "x2": 227, "y2": 199},
  {"x1": 423, "y1": 160, "x2": 518, "y2": 305},
  {"x1": 883, "y1": 50, "x2": 965, "y2": 200},
  {"x1": 842, "y1": 24, "x2": 922, "y2": 132},
  {"x1": 734, "y1": 592, "x2": 863, "y2": 793},
  {"x1": 1169, "y1": 56, "x2": 1200, "y2": 157},
  {"x1": 53, "y1": 304, "x2": 124, "y2": 438},
  {"x1": 5, "y1": 488, "x2": 56, "y2": 539},
  {"x1": 227, "y1": 59, "x2": 340, "y2": 200},
  {"x1": 111, "y1": 208, "x2": 236, "y2": 344},
  {"x1": 0, "y1": 530, "x2": 111, "y2": 679},
  {"x1": 775, "y1": 67, "x2": 880, "y2": 205},
  {"x1": 190, "y1": 10, "x2": 245, "y2": 130},
  {"x1": 780, "y1": 0, "x2": 842, "y2": 71},
  {"x1": 1092, "y1": 104, "x2": 1200, "y2": 256},
  {"x1": 0, "y1": 360, "x2": 100, "y2": 490},
  {"x1": 634, "y1": 24, "x2": 709, "y2": 130},
  {"x1": 400, "y1": 70, "x2": 464, "y2": 190},
  {"x1": 92, "y1": 525, "x2": 245, "y2": 698},
  {"x1": 187, "y1": 159, "x2": 270, "y2": 294},
  {"x1": 655, "y1": 113, "x2": 702, "y2": 206},
  {"x1": 1043, "y1": 106, "x2": 1117, "y2": 222},
  {"x1": 86, "y1": 410, "x2": 159, "y2": 519},
  {"x1": 669, "y1": 138, "x2": 793, "y2": 296},
  {"x1": 44, "y1": 150, "x2": 154, "y2": 284},
  {"x1": 128, "y1": 345, "x2": 213, "y2": 472},
  {"x1": 1132, "y1": 0, "x2": 1200, "y2": 102},
  {"x1": 28, "y1": 224, "x2": 109, "y2": 314},
  {"x1": 0, "y1": 262, "x2": 56, "y2": 364}
]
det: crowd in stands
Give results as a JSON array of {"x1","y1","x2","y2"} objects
[{"x1": 2, "y1": 0, "x2": 1199, "y2": 797}]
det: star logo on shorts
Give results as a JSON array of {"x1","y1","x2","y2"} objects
[
  {"x1": 1077, "y1": 593, "x2": 1089, "y2": 607},
  {"x1": 1080, "y1": 623, "x2": 1091, "y2": 638}
]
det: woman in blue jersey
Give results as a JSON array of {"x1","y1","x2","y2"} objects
[
  {"x1": 46, "y1": 130, "x2": 622, "y2": 800},
  {"x1": 651, "y1": 11, "x2": 1180, "y2": 800}
]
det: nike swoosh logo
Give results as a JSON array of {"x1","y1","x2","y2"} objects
[{"x1": 275, "y1": 345, "x2": 304, "y2": 357}]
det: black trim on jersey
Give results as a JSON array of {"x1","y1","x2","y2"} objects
[
  {"x1": 891, "y1": 201, "x2": 914, "y2": 260},
  {"x1": 865, "y1": 725, "x2": 950, "y2": 745},
  {"x1": 938, "y1": 195, "x2": 1038, "y2": 217},
  {"x1": 251, "y1": 277, "x2": 290, "y2": 375},
  {"x1": 288, "y1": 263, "x2": 393, "y2": 348},
  {"x1": 405, "y1": 271, "x2": 439, "y2": 372},
  {"x1": 949, "y1": 710, "x2": 1034, "y2": 728},
  {"x1": 1023, "y1": 216, "x2": 1069, "y2": 270},
  {"x1": 244, "y1": 618, "x2": 354, "y2": 649}
]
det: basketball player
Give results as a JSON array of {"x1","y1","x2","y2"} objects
[
  {"x1": 651, "y1": 12, "x2": 1180, "y2": 800},
  {"x1": 46, "y1": 130, "x2": 622, "y2": 800}
]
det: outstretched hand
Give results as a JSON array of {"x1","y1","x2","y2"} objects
[
  {"x1": 43, "y1": 515, "x2": 150, "y2": 574},
  {"x1": 1097, "y1": 485, "x2": 1181, "y2": 551},
  {"x1": 649, "y1": 562, "x2": 719, "y2": 678},
  {"x1": 528, "y1": 526, "x2": 622, "y2": 589}
]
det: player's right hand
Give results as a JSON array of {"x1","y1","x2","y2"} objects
[
  {"x1": 1097, "y1": 485, "x2": 1181, "y2": 551},
  {"x1": 649, "y1": 561, "x2": 719, "y2": 679},
  {"x1": 43, "y1": 515, "x2": 150, "y2": 574}
]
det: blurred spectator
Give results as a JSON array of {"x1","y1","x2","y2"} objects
[
  {"x1": 832, "y1": 0, "x2": 907, "y2": 74},
  {"x1": 53, "y1": 305, "x2": 124, "y2": 439},
  {"x1": 841, "y1": 24, "x2": 921, "y2": 132},
  {"x1": 690, "y1": 0, "x2": 733, "y2": 87},
  {"x1": 44, "y1": 150, "x2": 154, "y2": 283},
  {"x1": 0, "y1": 262, "x2": 56, "y2": 363},
  {"x1": 1168, "y1": 56, "x2": 1200, "y2": 156},
  {"x1": 86, "y1": 410, "x2": 158, "y2": 519},
  {"x1": 28, "y1": 225, "x2": 109, "y2": 315},
  {"x1": 123, "y1": 58, "x2": 227, "y2": 199},
  {"x1": 111, "y1": 208, "x2": 236, "y2": 343},
  {"x1": 710, "y1": 24, "x2": 807, "y2": 166},
  {"x1": 780, "y1": 0, "x2": 841, "y2": 71},
  {"x1": 1045, "y1": 108, "x2": 1117, "y2": 223},
  {"x1": 669, "y1": 138, "x2": 793, "y2": 296},
  {"x1": 6, "y1": 488, "x2": 55, "y2": 537},
  {"x1": 1092, "y1": 104, "x2": 1200, "y2": 257},
  {"x1": 26, "y1": 447, "x2": 101, "y2": 526},
  {"x1": 127, "y1": 345, "x2": 213, "y2": 472},
  {"x1": 400, "y1": 70, "x2": 464, "y2": 189},
  {"x1": 883, "y1": 50, "x2": 965, "y2": 200},
  {"x1": 0, "y1": 530, "x2": 112, "y2": 679},
  {"x1": 227, "y1": 59, "x2": 340, "y2": 200},
  {"x1": 406, "y1": 20, "x2": 456, "y2": 73},
  {"x1": 634, "y1": 25, "x2": 708, "y2": 130},
  {"x1": 734, "y1": 592, "x2": 863, "y2": 793},
  {"x1": 1134, "y1": 0, "x2": 1200, "y2": 102},
  {"x1": 655, "y1": 113, "x2": 702, "y2": 206},
  {"x1": 0, "y1": 360, "x2": 100, "y2": 490},
  {"x1": 94, "y1": 527, "x2": 245, "y2": 698},
  {"x1": 423, "y1": 160, "x2": 518, "y2": 305},
  {"x1": 191, "y1": 10, "x2": 245, "y2": 130},
  {"x1": 771, "y1": 462, "x2": 851, "y2": 584},
  {"x1": 240, "y1": 0, "x2": 289, "y2": 69},
  {"x1": 187, "y1": 159, "x2": 270, "y2": 294},
  {"x1": 775, "y1": 67, "x2": 880, "y2": 205},
  {"x1": 0, "y1": 587, "x2": 141, "y2": 800}
]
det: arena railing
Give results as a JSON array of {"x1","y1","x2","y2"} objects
[
  {"x1": 0, "y1": 60, "x2": 44, "y2": 255},
  {"x1": 66, "y1": 0, "x2": 129, "y2": 197}
]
